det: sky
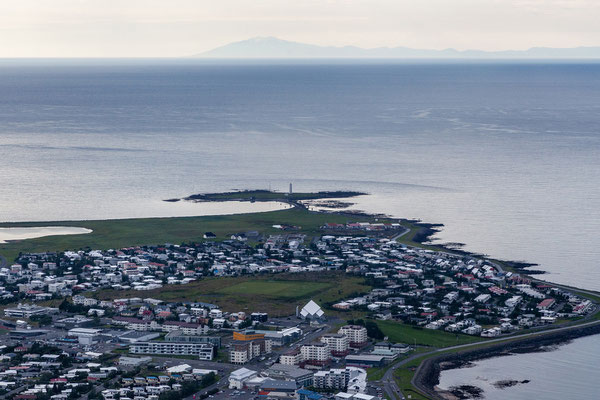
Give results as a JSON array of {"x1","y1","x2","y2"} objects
[{"x1": 0, "y1": 0, "x2": 599, "y2": 57}]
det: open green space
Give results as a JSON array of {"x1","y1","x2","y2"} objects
[
  {"x1": 0, "y1": 207, "x2": 382, "y2": 262},
  {"x1": 390, "y1": 322, "x2": 600, "y2": 399},
  {"x1": 90, "y1": 271, "x2": 371, "y2": 317},
  {"x1": 217, "y1": 280, "x2": 331, "y2": 298},
  {"x1": 367, "y1": 347, "x2": 430, "y2": 382},
  {"x1": 376, "y1": 320, "x2": 485, "y2": 348},
  {"x1": 394, "y1": 363, "x2": 430, "y2": 400}
]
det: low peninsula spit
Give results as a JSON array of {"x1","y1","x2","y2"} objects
[{"x1": 0, "y1": 189, "x2": 598, "y2": 400}]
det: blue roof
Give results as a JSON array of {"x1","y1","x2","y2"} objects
[{"x1": 298, "y1": 389, "x2": 324, "y2": 400}]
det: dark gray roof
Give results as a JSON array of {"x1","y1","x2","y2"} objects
[
  {"x1": 266, "y1": 364, "x2": 313, "y2": 379},
  {"x1": 260, "y1": 379, "x2": 298, "y2": 391}
]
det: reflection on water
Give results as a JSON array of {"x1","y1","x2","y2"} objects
[{"x1": 438, "y1": 334, "x2": 600, "y2": 400}]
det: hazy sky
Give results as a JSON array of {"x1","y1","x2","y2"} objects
[{"x1": 1, "y1": 0, "x2": 599, "y2": 57}]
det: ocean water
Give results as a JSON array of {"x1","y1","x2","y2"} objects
[
  {"x1": 0, "y1": 226, "x2": 92, "y2": 244},
  {"x1": 0, "y1": 60, "x2": 599, "y2": 398},
  {"x1": 0, "y1": 60, "x2": 599, "y2": 292},
  {"x1": 438, "y1": 334, "x2": 600, "y2": 400}
]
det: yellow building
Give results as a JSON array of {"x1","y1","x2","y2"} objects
[{"x1": 232, "y1": 330, "x2": 265, "y2": 341}]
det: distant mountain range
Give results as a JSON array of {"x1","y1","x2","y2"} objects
[{"x1": 195, "y1": 37, "x2": 600, "y2": 59}]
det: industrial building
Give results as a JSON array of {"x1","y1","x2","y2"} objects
[{"x1": 264, "y1": 364, "x2": 314, "y2": 388}]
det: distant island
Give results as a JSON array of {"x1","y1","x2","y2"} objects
[
  {"x1": 195, "y1": 36, "x2": 600, "y2": 59},
  {"x1": 165, "y1": 189, "x2": 365, "y2": 204}
]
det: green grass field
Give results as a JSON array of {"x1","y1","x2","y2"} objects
[
  {"x1": 0, "y1": 201, "x2": 449, "y2": 265},
  {"x1": 377, "y1": 320, "x2": 485, "y2": 348},
  {"x1": 216, "y1": 280, "x2": 331, "y2": 298},
  {"x1": 394, "y1": 363, "x2": 429, "y2": 400},
  {"x1": 90, "y1": 271, "x2": 370, "y2": 316},
  {"x1": 0, "y1": 208, "x2": 382, "y2": 262}
]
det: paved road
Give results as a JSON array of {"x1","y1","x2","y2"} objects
[
  {"x1": 378, "y1": 318, "x2": 600, "y2": 400},
  {"x1": 184, "y1": 375, "x2": 230, "y2": 400}
]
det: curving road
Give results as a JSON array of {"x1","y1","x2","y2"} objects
[{"x1": 378, "y1": 318, "x2": 600, "y2": 400}]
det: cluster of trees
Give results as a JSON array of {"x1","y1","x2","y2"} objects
[{"x1": 29, "y1": 313, "x2": 53, "y2": 326}]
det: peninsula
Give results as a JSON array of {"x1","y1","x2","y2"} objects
[{"x1": 0, "y1": 192, "x2": 598, "y2": 400}]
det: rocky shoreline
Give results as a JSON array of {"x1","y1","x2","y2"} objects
[{"x1": 413, "y1": 323, "x2": 600, "y2": 399}]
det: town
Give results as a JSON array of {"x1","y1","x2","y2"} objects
[{"x1": 0, "y1": 221, "x2": 594, "y2": 400}]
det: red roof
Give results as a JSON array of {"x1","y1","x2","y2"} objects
[{"x1": 537, "y1": 298, "x2": 555, "y2": 308}]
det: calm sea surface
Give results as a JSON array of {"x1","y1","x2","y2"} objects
[
  {"x1": 438, "y1": 334, "x2": 600, "y2": 399},
  {"x1": 0, "y1": 59, "x2": 598, "y2": 397},
  {"x1": 1, "y1": 60, "x2": 598, "y2": 290}
]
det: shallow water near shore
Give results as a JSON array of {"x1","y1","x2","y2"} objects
[
  {"x1": 437, "y1": 334, "x2": 600, "y2": 400},
  {"x1": 0, "y1": 226, "x2": 93, "y2": 243}
]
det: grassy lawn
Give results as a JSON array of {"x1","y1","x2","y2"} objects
[
  {"x1": 0, "y1": 208, "x2": 390, "y2": 263},
  {"x1": 367, "y1": 363, "x2": 393, "y2": 382},
  {"x1": 90, "y1": 271, "x2": 371, "y2": 317},
  {"x1": 377, "y1": 320, "x2": 485, "y2": 348},
  {"x1": 392, "y1": 339, "x2": 517, "y2": 399},
  {"x1": 394, "y1": 363, "x2": 429, "y2": 400},
  {"x1": 367, "y1": 347, "x2": 433, "y2": 382},
  {"x1": 214, "y1": 350, "x2": 230, "y2": 363},
  {"x1": 217, "y1": 280, "x2": 331, "y2": 298},
  {"x1": 394, "y1": 219, "x2": 448, "y2": 252},
  {"x1": 390, "y1": 325, "x2": 600, "y2": 399},
  {"x1": 0, "y1": 208, "x2": 384, "y2": 262}
]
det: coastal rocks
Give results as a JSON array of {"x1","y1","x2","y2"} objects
[
  {"x1": 302, "y1": 199, "x2": 355, "y2": 209},
  {"x1": 414, "y1": 324, "x2": 600, "y2": 400},
  {"x1": 447, "y1": 385, "x2": 484, "y2": 399},
  {"x1": 492, "y1": 379, "x2": 530, "y2": 389}
]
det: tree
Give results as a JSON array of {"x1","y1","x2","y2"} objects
[{"x1": 365, "y1": 320, "x2": 385, "y2": 340}]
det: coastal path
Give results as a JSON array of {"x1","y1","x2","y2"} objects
[{"x1": 377, "y1": 318, "x2": 600, "y2": 400}]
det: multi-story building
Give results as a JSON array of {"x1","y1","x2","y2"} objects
[
  {"x1": 129, "y1": 342, "x2": 214, "y2": 360},
  {"x1": 230, "y1": 338, "x2": 272, "y2": 364},
  {"x1": 112, "y1": 316, "x2": 159, "y2": 332},
  {"x1": 338, "y1": 325, "x2": 368, "y2": 348},
  {"x1": 164, "y1": 330, "x2": 221, "y2": 347},
  {"x1": 251, "y1": 312, "x2": 268, "y2": 322},
  {"x1": 4, "y1": 303, "x2": 59, "y2": 318},
  {"x1": 280, "y1": 349, "x2": 303, "y2": 366},
  {"x1": 162, "y1": 321, "x2": 209, "y2": 335},
  {"x1": 320, "y1": 334, "x2": 349, "y2": 356},
  {"x1": 313, "y1": 369, "x2": 350, "y2": 390},
  {"x1": 300, "y1": 343, "x2": 330, "y2": 366}
]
